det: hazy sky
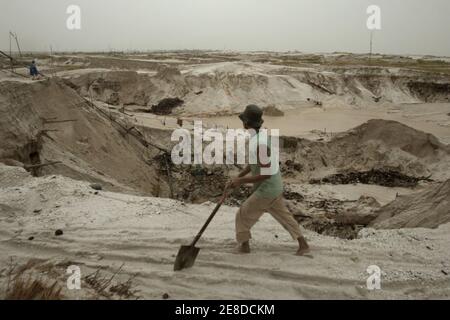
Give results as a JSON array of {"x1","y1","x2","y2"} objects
[{"x1": 1, "y1": 0, "x2": 449, "y2": 56}]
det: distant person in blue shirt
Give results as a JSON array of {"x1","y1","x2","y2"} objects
[{"x1": 29, "y1": 60, "x2": 39, "y2": 80}]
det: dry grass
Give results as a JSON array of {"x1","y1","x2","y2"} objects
[
  {"x1": 83, "y1": 263, "x2": 140, "y2": 299},
  {"x1": 2, "y1": 258, "x2": 140, "y2": 300},
  {"x1": 4, "y1": 258, "x2": 63, "y2": 300},
  {"x1": 109, "y1": 275, "x2": 140, "y2": 299},
  {"x1": 5, "y1": 276, "x2": 63, "y2": 300}
]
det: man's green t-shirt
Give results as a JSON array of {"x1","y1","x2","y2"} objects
[{"x1": 249, "y1": 131, "x2": 283, "y2": 199}]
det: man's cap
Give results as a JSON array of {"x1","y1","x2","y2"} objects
[{"x1": 239, "y1": 104, "x2": 264, "y2": 128}]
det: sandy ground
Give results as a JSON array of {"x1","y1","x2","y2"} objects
[{"x1": 1, "y1": 165, "x2": 449, "y2": 299}]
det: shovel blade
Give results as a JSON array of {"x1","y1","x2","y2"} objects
[{"x1": 173, "y1": 245, "x2": 200, "y2": 271}]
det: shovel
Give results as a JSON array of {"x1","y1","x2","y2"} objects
[{"x1": 173, "y1": 191, "x2": 228, "y2": 271}]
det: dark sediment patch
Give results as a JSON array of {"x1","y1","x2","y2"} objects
[
  {"x1": 309, "y1": 169, "x2": 432, "y2": 188},
  {"x1": 151, "y1": 98, "x2": 184, "y2": 115}
]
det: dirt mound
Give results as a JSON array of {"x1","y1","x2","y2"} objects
[
  {"x1": 0, "y1": 79, "x2": 160, "y2": 195},
  {"x1": 338, "y1": 119, "x2": 450, "y2": 159},
  {"x1": 370, "y1": 180, "x2": 450, "y2": 229},
  {"x1": 263, "y1": 105, "x2": 284, "y2": 116},
  {"x1": 280, "y1": 119, "x2": 450, "y2": 183}
]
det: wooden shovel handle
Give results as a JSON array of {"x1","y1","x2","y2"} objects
[{"x1": 190, "y1": 191, "x2": 228, "y2": 247}]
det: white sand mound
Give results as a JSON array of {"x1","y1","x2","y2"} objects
[
  {"x1": 370, "y1": 180, "x2": 450, "y2": 229},
  {"x1": 1, "y1": 164, "x2": 449, "y2": 299}
]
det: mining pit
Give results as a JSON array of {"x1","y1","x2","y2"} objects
[{"x1": 1, "y1": 52, "x2": 450, "y2": 299}]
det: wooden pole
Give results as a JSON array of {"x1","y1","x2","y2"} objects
[
  {"x1": 50, "y1": 45, "x2": 55, "y2": 78},
  {"x1": 14, "y1": 33, "x2": 22, "y2": 57},
  {"x1": 9, "y1": 31, "x2": 12, "y2": 57}
]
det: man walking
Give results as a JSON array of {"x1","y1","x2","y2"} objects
[
  {"x1": 29, "y1": 60, "x2": 39, "y2": 80},
  {"x1": 226, "y1": 105, "x2": 310, "y2": 255}
]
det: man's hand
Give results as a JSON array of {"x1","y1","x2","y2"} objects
[
  {"x1": 225, "y1": 177, "x2": 243, "y2": 190},
  {"x1": 238, "y1": 165, "x2": 251, "y2": 178}
]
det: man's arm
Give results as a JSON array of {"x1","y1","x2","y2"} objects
[{"x1": 227, "y1": 145, "x2": 272, "y2": 189}]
